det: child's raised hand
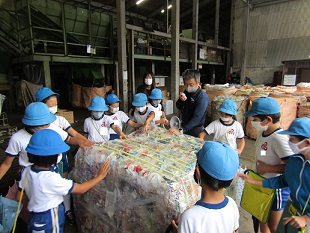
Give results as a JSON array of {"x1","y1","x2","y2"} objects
[
  {"x1": 97, "y1": 161, "x2": 111, "y2": 180},
  {"x1": 238, "y1": 173, "x2": 262, "y2": 186}
]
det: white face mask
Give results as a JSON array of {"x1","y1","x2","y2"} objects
[
  {"x1": 186, "y1": 86, "x2": 197, "y2": 93},
  {"x1": 92, "y1": 111, "x2": 104, "y2": 119},
  {"x1": 57, "y1": 154, "x2": 62, "y2": 164},
  {"x1": 110, "y1": 107, "x2": 119, "y2": 114},
  {"x1": 136, "y1": 106, "x2": 147, "y2": 113},
  {"x1": 145, "y1": 79, "x2": 152, "y2": 86},
  {"x1": 251, "y1": 120, "x2": 268, "y2": 131},
  {"x1": 220, "y1": 116, "x2": 232, "y2": 122},
  {"x1": 288, "y1": 139, "x2": 309, "y2": 154},
  {"x1": 49, "y1": 106, "x2": 58, "y2": 115},
  {"x1": 152, "y1": 100, "x2": 161, "y2": 105}
]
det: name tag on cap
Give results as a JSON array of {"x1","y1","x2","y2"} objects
[{"x1": 261, "y1": 150, "x2": 266, "y2": 156}]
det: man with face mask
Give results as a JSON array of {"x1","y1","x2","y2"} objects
[
  {"x1": 243, "y1": 96, "x2": 293, "y2": 233},
  {"x1": 173, "y1": 69, "x2": 209, "y2": 137}
]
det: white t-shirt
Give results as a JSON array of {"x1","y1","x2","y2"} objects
[
  {"x1": 18, "y1": 166, "x2": 74, "y2": 212},
  {"x1": 133, "y1": 107, "x2": 154, "y2": 125},
  {"x1": 205, "y1": 119, "x2": 245, "y2": 150},
  {"x1": 255, "y1": 128, "x2": 293, "y2": 178},
  {"x1": 179, "y1": 196, "x2": 239, "y2": 233},
  {"x1": 5, "y1": 129, "x2": 32, "y2": 167},
  {"x1": 147, "y1": 103, "x2": 163, "y2": 122},
  {"x1": 53, "y1": 115, "x2": 71, "y2": 131},
  {"x1": 84, "y1": 115, "x2": 114, "y2": 142},
  {"x1": 5, "y1": 125, "x2": 68, "y2": 167},
  {"x1": 106, "y1": 111, "x2": 130, "y2": 134}
]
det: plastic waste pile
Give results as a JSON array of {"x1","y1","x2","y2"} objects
[{"x1": 73, "y1": 128, "x2": 203, "y2": 233}]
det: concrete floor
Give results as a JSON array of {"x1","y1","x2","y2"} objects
[{"x1": 0, "y1": 108, "x2": 257, "y2": 233}]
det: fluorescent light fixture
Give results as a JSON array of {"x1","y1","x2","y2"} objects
[
  {"x1": 161, "y1": 9, "x2": 165, "y2": 13},
  {"x1": 136, "y1": 0, "x2": 144, "y2": 5},
  {"x1": 167, "y1": 4, "x2": 172, "y2": 9}
]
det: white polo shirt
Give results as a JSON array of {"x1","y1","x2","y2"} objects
[
  {"x1": 205, "y1": 119, "x2": 245, "y2": 150},
  {"x1": 255, "y1": 128, "x2": 293, "y2": 178},
  {"x1": 147, "y1": 103, "x2": 163, "y2": 122},
  {"x1": 133, "y1": 107, "x2": 154, "y2": 125},
  {"x1": 84, "y1": 115, "x2": 114, "y2": 142},
  {"x1": 105, "y1": 111, "x2": 130, "y2": 134},
  {"x1": 5, "y1": 125, "x2": 68, "y2": 167},
  {"x1": 18, "y1": 166, "x2": 74, "y2": 212},
  {"x1": 178, "y1": 196, "x2": 239, "y2": 233}
]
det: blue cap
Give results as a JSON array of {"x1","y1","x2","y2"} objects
[
  {"x1": 196, "y1": 141, "x2": 239, "y2": 181},
  {"x1": 88, "y1": 96, "x2": 109, "y2": 111},
  {"x1": 26, "y1": 129, "x2": 69, "y2": 156},
  {"x1": 278, "y1": 118, "x2": 310, "y2": 138},
  {"x1": 35, "y1": 87, "x2": 59, "y2": 102},
  {"x1": 132, "y1": 93, "x2": 148, "y2": 107},
  {"x1": 148, "y1": 88, "x2": 164, "y2": 99},
  {"x1": 105, "y1": 94, "x2": 122, "y2": 105},
  {"x1": 22, "y1": 102, "x2": 56, "y2": 126},
  {"x1": 217, "y1": 99, "x2": 237, "y2": 115},
  {"x1": 244, "y1": 97, "x2": 280, "y2": 117}
]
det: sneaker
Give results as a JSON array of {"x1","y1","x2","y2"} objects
[{"x1": 65, "y1": 210, "x2": 75, "y2": 225}]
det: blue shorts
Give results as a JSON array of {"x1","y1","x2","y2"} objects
[
  {"x1": 28, "y1": 204, "x2": 65, "y2": 233},
  {"x1": 271, "y1": 187, "x2": 290, "y2": 211},
  {"x1": 109, "y1": 134, "x2": 120, "y2": 140}
]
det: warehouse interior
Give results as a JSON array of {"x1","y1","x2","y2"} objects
[{"x1": 0, "y1": 0, "x2": 310, "y2": 232}]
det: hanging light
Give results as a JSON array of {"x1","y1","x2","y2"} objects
[
  {"x1": 167, "y1": 4, "x2": 172, "y2": 9},
  {"x1": 136, "y1": 0, "x2": 144, "y2": 5},
  {"x1": 161, "y1": 9, "x2": 165, "y2": 13}
]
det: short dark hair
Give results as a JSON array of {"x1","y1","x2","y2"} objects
[
  {"x1": 28, "y1": 153, "x2": 58, "y2": 167},
  {"x1": 294, "y1": 135, "x2": 308, "y2": 141},
  {"x1": 255, "y1": 113, "x2": 281, "y2": 124},
  {"x1": 198, "y1": 164, "x2": 233, "y2": 191},
  {"x1": 182, "y1": 69, "x2": 200, "y2": 83},
  {"x1": 41, "y1": 94, "x2": 58, "y2": 104}
]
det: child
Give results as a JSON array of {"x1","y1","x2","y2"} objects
[
  {"x1": 0, "y1": 102, "x2": 82, "y2": 180},
  {"x1": 18, "y1": 129, "x2": 110, "y2": 233},
  {"x1": 132, "y1": 93, "x2": 155, "y2": 132},
  {"x1": 243, "y1": 96, "x2": 293, "y2": 233},
  {"x1": 147, "y1": 88, "x2": 169, "y2": 126},
  {"x1": 105, "y1": 93, "x2": 142, "y2": 140},
  {"x1": 84, "y1": 96, "x2": 128, "y2": 143},
  {"x1": 199, "y1": 99, "x2": 245, "y2": 155},
  {"x1": 36, "y1": 87, "x2": 93, "y2": 224},
  {"x1": 239, "y1": 118, "x2": 310, "y2": 232},
  {"x1": 171, "y1": 141, "x2": 240, "y2": 233}
]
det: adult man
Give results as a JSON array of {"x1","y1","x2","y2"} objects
[{"x1": 171, "y1": 69, "x2": 209, "y2": 137}]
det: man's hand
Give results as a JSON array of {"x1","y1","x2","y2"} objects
[
  {"x1": 179, "y1": 92, "x2": 187, "y2": 102},
  {"x1": 168, "y1": 128, "x2": 181, "y2": 135}
]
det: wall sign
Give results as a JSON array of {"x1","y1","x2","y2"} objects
[{"x1": 283, "y1": 75, "x2": 296, "y2": 85}]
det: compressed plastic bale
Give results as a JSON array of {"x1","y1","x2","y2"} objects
[
  {"x1": 204, "y1": 85, "x2": 237, "y2": 118},
  {"x1": 297, "y1": 103, "x2": 310, "y2": 118},
  {"x1": 210, "y1": 95, "x2": 248, "y2": 128},
  {"x1": 73, "y1": 128, "x2": 202, "y2": 233}
]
